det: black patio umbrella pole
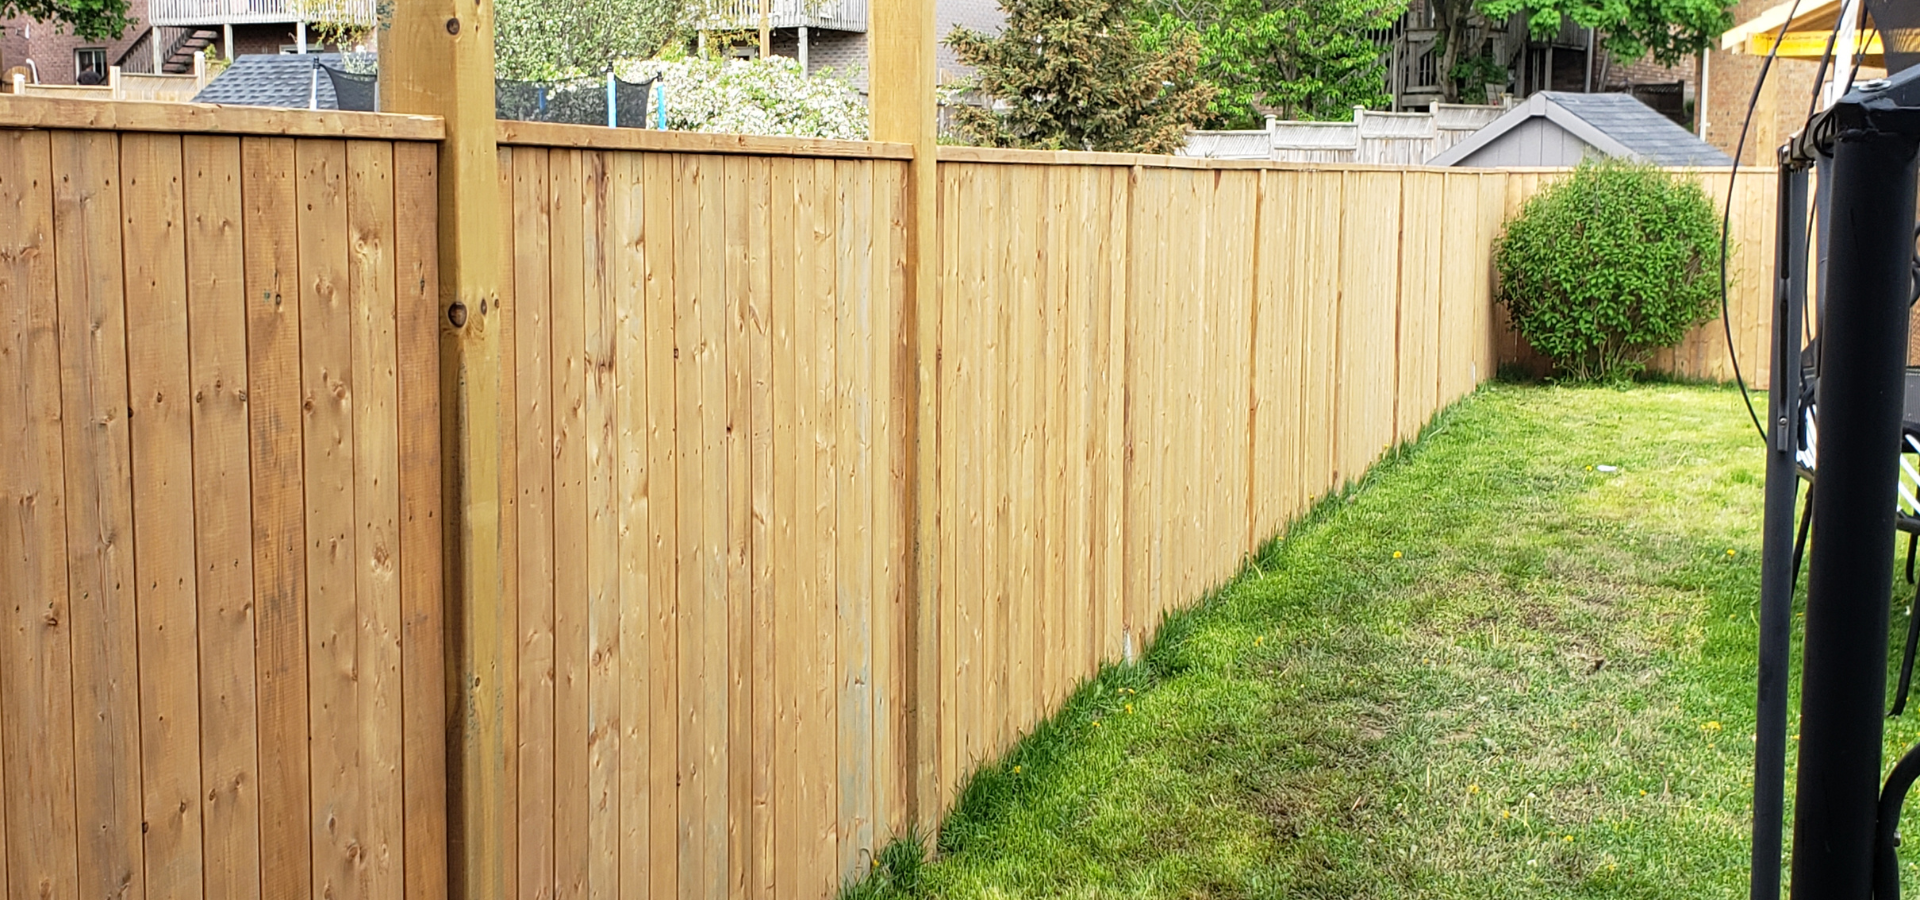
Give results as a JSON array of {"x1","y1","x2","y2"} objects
[
  {"x1": 1789, "y1": 73, "x2": 1920, "y2": 900},
  {"x1": 1754, "y1": 156, "x2": 1807, "y2": 900}
]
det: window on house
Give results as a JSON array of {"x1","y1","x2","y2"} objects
[{"x1": 74, "y1": 47, "x2": 107, "y2": 83}]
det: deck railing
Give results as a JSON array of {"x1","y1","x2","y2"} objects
[
  {"x1": 700, "y1": 0, "x2": 867, "y2": 32},
  {"x1": 147, "y1": 0, "x2": 373, "y2": 26}
]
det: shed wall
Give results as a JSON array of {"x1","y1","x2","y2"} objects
[{"x1": 1457, "y1": 117, "x2": 1598, "y2": 167}]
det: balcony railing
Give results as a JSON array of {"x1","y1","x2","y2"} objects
[
  {"x1": 148, "y1": 0, "x2": 373, "y2": 27},
  {"x1": 701, "y1": 0, "x2": 867, "y2": 33}
]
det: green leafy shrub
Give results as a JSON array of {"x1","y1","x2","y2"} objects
[{"x1": 1493, "y1": 158, "x2": 1722, "y2": 381}]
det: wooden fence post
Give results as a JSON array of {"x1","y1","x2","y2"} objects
[
  {"x1": 379, "y1": 6, "x2": 511, "y2": 900},
  {"x1": 868, "y1": 0, "x2": 940, "y2": 832}
]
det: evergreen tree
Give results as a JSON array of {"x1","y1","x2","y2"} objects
[{"x1": 947, "y1": 0, "x2": 1215, "y2": 154}]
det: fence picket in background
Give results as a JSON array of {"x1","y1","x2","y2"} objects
[{"x1": 1, "y1": 99, "x2": 1778, "y2": 900}]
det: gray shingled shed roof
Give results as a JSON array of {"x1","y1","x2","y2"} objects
[
  {"x1": 1427, "y1": 91, "x2": 1733, "y2": 167},
  {"x1": 194, "y1": 53, "x2": 363, "y2": 109}
]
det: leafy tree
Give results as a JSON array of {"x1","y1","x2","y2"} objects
[
  {"x1": 2, "y1": 0, "x2": 130, "y2": 42},
  {"x1": 1430, "y1": 0, "x2": 1733, "y2": 103},
  {"x1": 495, "y1": 0, "x2": 693, "y2": 80},
  {"x1": 947, "y1": 0, "x2": 1215, "y2": 154},
  {"x1": 1139, "y1": 0, "x2": 1402, "y2": 128}
]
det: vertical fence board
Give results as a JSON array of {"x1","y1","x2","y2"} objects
[
  {"x1": 723, "y1": 154, "x2": 754, "y2": 900},
  {"x1": 512, "y1": 145, "x2": 559, "y2": 900},
  {"x1": 640, "y1": 150, "x2": 681, "y2": 900},
  {"x1": 768, "y1": 155, "x2": 803, "y2": 900},
  {"x1": 549, "y1": 146, "x2": 591, "y2": 900},
  {"x1": 124, "y1": 131, "x2": 207, "y2": 900},
  {"x1": 612, "y1": 148, "x2": 654, "y2": 900},
  {"x1": 746, "y1": 155, "x2": 777, "y2": 900},
  {"x1": 184, "y1": 133, "x2": 263, "y2": 900},
  {"x1": 51, "y1": 127, "x2": 147, "y2": 900},
  {"x1": 395, "y1": 139, "x2": 448, "y2": 900},
  {"x1": 836, "y1": 158, "x2": 876, "y2": 878},
  {"x1": 0, "y1": 125, "x2": 81, "y2": 900},
  {"x1": 242, "y1": 135, "x2": 312, "y2": 900},
  {"x1": 581, "y1": 148, "x2": 622, "y2": 900},
  {"x1": 345, "y1": 137, "x2": 405, "y2": 900},
  {"x1": 296, "y1": 136, "x2": 361, "y2": 900}
]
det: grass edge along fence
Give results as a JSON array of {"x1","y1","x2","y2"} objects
[{"x1": 0, "y1": 95, "x2": 1776, "y2": 900}]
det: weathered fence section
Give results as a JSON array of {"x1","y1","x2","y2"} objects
[
  {"x1": 492, "y1": 122, "x2": 913, "y2": 900},
  {"x1": 0, "y1": 106, "x2": 447, "y2": 900},
  {"x1": 0, "y1": 94, "x2": 1784, "y2": 900}
]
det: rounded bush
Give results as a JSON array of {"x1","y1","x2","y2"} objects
[{"x1": 1494, "y1": 158, "x2": 1723, "y2": 381}]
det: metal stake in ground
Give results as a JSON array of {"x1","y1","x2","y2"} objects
[{"x1": 1790, "y1": 70, "x2": 1920, "y2": 900}]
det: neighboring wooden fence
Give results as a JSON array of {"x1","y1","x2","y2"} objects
[
  {"x1": 0, "y1": 109, "x2": 448, "y2": 900},
  {"x1": 0, "y1": 96, "x2": 1781, "y2": 900}
]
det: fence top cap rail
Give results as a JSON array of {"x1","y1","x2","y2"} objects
[
  {"x1": 941, "y1": 144, "x2": 1478, "y2": 171},
  {"x1": 938, "y1": 145, "x2": 1782, "y2": 175},
  {"x1": 497, "y1": 119, "x2": 913, "y2": 159},
  {"x1": 0, "y1": 94, "x2": 445, "y2": 140}
]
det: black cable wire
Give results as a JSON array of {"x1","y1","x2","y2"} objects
[
  {"x1": 1802, "y1": 2, "x2": 1851, "y2": 124},
  {"x1": 1724, "y1": 0, "x2": 1810, "y2": 444}
]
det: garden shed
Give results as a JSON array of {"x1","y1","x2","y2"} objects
[{"x1": 1427, "y1": 90, "x2": 1732, "y2": 167}]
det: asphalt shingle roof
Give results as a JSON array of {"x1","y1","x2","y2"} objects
[
  {"x1": 1538, "y1": 91, "x2": 1732, "y2": 167},
  {"x1": 194, "y1": 53, "x2": 370, "y2": 110}
]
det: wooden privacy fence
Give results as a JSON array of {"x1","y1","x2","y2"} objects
[
  {"x1": 0, "y1": 96, "x2": 1779, "y2": 900},
  {"x1": 0, "y1": 106, "x2": 449, "y2": 900}
]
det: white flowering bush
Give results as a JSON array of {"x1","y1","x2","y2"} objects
[{"x1": 618, "y1": 56, "x2": 869, "y2": 139}]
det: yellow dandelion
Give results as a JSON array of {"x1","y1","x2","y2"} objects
[
  {"x1": 1502, "y1": 810, "x2": 1511, "y2": 820},
  {"x1": 1013, "y1": 765, "x2": 1022, "y2": 774},
  {"x1": 1468, "y1": 784, "x2": 1479, "y2": 794},
  {"x1": 1092, "y1": 720, "x2": 1101, "y2": 728},
  {"x1": 1640, "y1": 790, "x2": 1648, "y2": 796},
  {"x1": 1255, "y1": 636, "x2": 1264, "y2": 646},
  {"x1": 1727, "y1": 549, "x2": 1737, "y2": 557},
  {"x1": 1564, "y1": 835, "x2": 1574, "y2": 842},
  {"x1": 1125, "y1": 703, "x2": 1134, "y2": 714},
  {"x1": 1393, "y1": 551, "x2": 1403, "y2": 559},
  {"x1": 1705, "y1": 721, "x2": 1723, "y2": 731}
]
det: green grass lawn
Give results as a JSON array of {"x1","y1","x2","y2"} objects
[{"x1": 851, "y1": 382, "x2": 1920, "y2": 899}]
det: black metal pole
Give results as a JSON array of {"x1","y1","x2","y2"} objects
[
  {"x1": 1755, "y1": 157, "x2": 1807, "y2": 900},
  {"x1": 1789, "y1": 77, "x2": 1920, "y2": 900}
]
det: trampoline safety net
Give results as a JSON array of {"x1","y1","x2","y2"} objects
[
  {"x1": 495, "y1": 76, "x2": 656, "y2": 128},
  {"x1": 1870, "y1": 0, "x2": 1918, "y2": 76}
]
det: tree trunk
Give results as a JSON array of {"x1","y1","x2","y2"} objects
[{"x1": 1433, "y1": 0, "x2": 1468, "y2": 104}]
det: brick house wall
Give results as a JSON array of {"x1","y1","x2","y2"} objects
[{"x1": 2, "y1": 0, "x2": 151, "y2": 84}]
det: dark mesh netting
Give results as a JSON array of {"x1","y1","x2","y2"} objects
[
  {"x1": 615, "y1": 76, "x2": 655, "y2": 127},
  {"x1": 1869, "y1": 0, "x2": 1918, "y2": 76},
  {"x1": 322, "y1": 63, "x2": 378, "y2": 112},
  {"x1": 496, "y1": 76, "x2": 655, "y2": 128}
]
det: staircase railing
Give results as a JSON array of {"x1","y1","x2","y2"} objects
[{"x1": 114, "y1": 26, "x2": 158, "y2": 74}]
